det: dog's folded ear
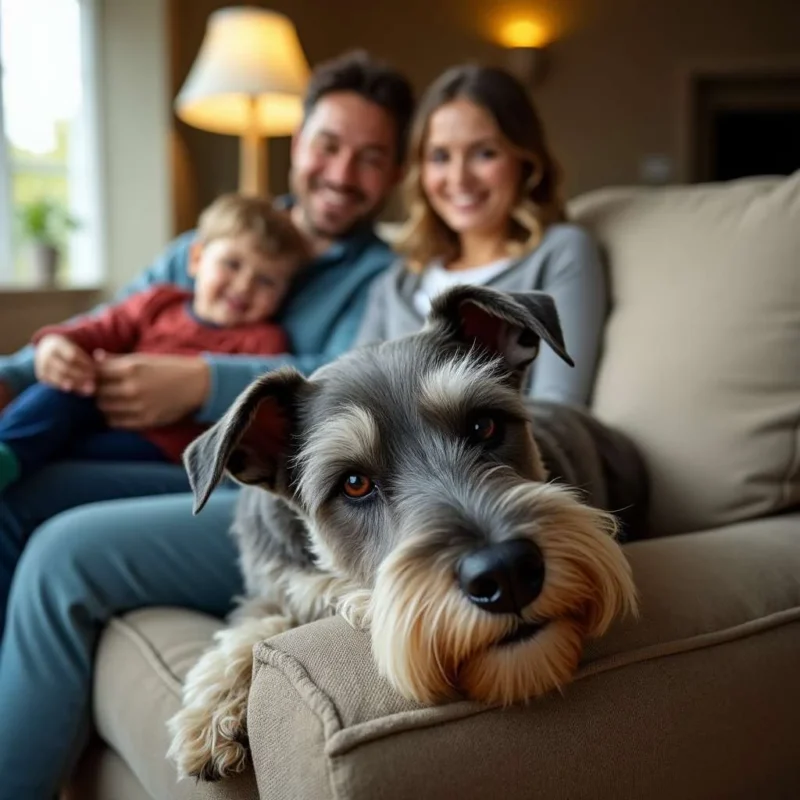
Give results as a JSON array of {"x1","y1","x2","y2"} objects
[
  {"x1": 427, "y1": 285, "x2": 574, "y2": 377},
  {"x1": 183, "y1": 367, "x2": 309, "y2": 514}
]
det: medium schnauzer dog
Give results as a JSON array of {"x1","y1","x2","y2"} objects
[{"x1": 167, "y1": 285, "x2": 645, "y2": 781}]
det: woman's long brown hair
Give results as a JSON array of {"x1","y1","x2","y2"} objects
[{"x1": 398, "y1": 64, "x2": 566, "y2": 271}]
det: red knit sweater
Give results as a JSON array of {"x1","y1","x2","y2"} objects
[{"x1": 33, "y1": 286, "x2": 288, "y2": 462}]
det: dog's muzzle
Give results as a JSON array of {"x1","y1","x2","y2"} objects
[{"x1": 457, "y1": 538, "x2": 545, "y2": 615}]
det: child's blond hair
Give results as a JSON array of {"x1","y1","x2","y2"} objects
[{"x1": 197, "y1": 194, "x2": 310, "y2": 262}]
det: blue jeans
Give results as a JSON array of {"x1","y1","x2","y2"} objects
[
  {"x1": 0, "y1": 468, "x2": 241, "y2": 799},
  {"x1": 0, "y1": 382, "x2": 167, "y2": 478},
  {"x1": 0, "y1": 457, "x2": 190, "y2": 631}
]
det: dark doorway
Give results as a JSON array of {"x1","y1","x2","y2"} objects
[
  {"x1": 713, "y1": 108, "x2": 800, "y2": 180},
  {"x1": 690, "y1": 73, "x2": 800, "y2": 182}
]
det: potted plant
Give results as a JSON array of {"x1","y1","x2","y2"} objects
[{"x1": 15, "y1": 198, "x2": 80, "y2": 286}]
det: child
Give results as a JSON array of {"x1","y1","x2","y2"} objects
[{"x1": 0, "y1": 193, "x2": 309, "y2": 491}]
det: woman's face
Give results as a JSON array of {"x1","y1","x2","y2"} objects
[{"x1": 421, "y1": 98, "x2": 522, "y2": 240}]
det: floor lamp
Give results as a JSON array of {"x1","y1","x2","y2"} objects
[{"x1": 174, "y1": 7, "x2": 310, "y2": 195}]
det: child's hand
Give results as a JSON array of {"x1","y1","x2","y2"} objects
[
  {"x1": 94, "y1": 352, "x2": 209, "y2": 428},
  {"x1": 35, "y1": 334, "x2": 96, "y2": 395}
]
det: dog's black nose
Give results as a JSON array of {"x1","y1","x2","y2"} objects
[{"x1": 457, "y1": 539, "x2": 545, "y2": 615}]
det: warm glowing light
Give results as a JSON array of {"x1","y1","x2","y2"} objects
[
  {"x1": 497, "y1": 18, "x2": 550, "y2": 48},
  {"x1": 175, "y1": 7, "x2": 310, "y2": 136}
]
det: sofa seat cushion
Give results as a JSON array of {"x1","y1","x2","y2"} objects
[
  {"x1": 570, "y1": 172, "x2": 800, "y2": 536},
  {"x1": 247, "y1": 514, "x2": 800, "y2": 800},
  {"x1": 92, "y1": 607, "x2": 259, "y2": 800},
  {"x1": 66, "y1": 738, "x2": 153, "y2": 800}
]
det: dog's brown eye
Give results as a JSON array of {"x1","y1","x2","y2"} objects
[
  {"x1": 472, "y1": 416, "x2": 496, "y2": 440},
  {"x1": 342, "y1": 474, "x2": 375, "y2": 499},
  {"x1": 467, "y1": 414, "x2": 505, "y2": 447}
]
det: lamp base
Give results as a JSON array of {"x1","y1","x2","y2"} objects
[{"x1": 239, "y1": 130, "x2": 269, "y2": 196}]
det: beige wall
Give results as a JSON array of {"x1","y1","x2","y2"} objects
[
  {"x1": 102, "y1": 0, "x2": 172, "y2": 293},
  {"x1": 527, "y1": 0, "x2": 800, "y2": 193},
  {"x1": 169, "y1": 0, "x2": 799, "y2": 229}
]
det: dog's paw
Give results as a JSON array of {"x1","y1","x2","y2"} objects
[{"x1": 167, "y1": 702, "x2": 249, "y2": 782}]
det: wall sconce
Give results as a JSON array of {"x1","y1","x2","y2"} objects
[
  {"x1": 497, "y1": 18, "x2": 551, "y2": 87},
  {"x1": 505, "y1": 46, "x2": 548, "y2": 87}
]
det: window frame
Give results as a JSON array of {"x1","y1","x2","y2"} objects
[{"x1": 0, "y1": 0, "x2": 106, "y2": 287}]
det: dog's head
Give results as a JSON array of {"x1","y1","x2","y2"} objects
[{"x1": 185, "y1": 285, "x2": 637, "y2": 706}]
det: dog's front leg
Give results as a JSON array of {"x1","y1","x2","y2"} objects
[{"x1": 167, "y1": 614, "x2": 292, "y2": 782}]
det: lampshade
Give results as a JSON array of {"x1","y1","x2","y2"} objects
[{"x1": 175, "y1": 7, "x2": 310, "y2": 137}]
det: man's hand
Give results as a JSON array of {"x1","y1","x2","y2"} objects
[
  {"x1": 94, "y1": 352, "x2": 211, "y2": 429},
  {"x1": 0, "y1": 380, "x2": 14, "y2": 413},
  {"x1": 35, "y1": 334, "x2": 96, "y2": 395}
]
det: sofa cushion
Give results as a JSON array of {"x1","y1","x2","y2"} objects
[
  {"x1": 570, "y1": 173, "x2": 800, "y2": 535},
  {"x1": 248, "y1": 515, "x2": 800, "y2": 800},
  {"x1": 66, "y1": 739, "x2": 152, "y2": 800},
  {"x1": 91, "y1": 607, "x2": 259, "y2": 800}
]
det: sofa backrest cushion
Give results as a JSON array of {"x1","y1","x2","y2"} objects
[{"x1": 571, "y1": 173, "x2": 800, "y2": 536}]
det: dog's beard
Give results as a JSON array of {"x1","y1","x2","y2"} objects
[{"x1": 366, "y1": 482, "x2": 638, "y2": 706}]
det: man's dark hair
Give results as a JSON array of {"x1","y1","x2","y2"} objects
[{"x1": 302, "y1": 50, "x2": 415, "y2": 164}]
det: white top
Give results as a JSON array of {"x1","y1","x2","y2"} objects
[{"x1": 412, "y1": 257, "x2": 515, "y2": 316}]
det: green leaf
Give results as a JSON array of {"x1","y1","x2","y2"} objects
[{"x1": 14, "y1": 197, "x2": 81, "y2": 249}]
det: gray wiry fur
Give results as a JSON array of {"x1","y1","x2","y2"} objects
[
  {"x1": 168, "y1": 285, "x2": 646, "y2": 783},
  {"x1": 526, "y1": 401, "x2": 649, "y2": 538}
]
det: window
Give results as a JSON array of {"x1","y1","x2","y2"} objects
[{"x1": 0, "y1": 0, "x2": 103, "y2": 286}]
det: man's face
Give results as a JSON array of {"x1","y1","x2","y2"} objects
[{"x1": 290, "y1": 91, "x2": 402, "y2": 241}]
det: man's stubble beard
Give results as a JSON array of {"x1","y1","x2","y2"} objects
[{"x1": 289, "y1": 173, "x2": 387, "y2": 251}]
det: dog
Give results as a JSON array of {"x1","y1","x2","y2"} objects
[{"x1": 167, "y1": 285, "x2": 645, "y2": 782}]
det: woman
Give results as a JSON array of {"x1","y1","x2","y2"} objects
[{"x1": 359, "y1": 64, "x2": 606, "y2": 406}]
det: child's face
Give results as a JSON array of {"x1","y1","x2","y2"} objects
[{"x1": 190, "y1": 234, "x2": 298, "y2": 327}]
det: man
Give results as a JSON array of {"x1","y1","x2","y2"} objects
[{"x1": 0, "y1": 51, "x2": 413, "y2": 800}]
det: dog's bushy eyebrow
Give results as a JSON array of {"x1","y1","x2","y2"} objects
[
  {"x1": 419, "y1": 353, "x2": 530, "y2": 427},
  {"x1": 293, "y1": 404, "x2": 382, "y2": 510}
]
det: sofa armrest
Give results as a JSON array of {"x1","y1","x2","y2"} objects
[{"x1": 248, "y1": 514, "x2": 800, "y2": 800}]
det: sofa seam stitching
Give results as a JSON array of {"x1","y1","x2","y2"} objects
[
  {"x1": 323, "y1": 606, "x2": 800, "y2": 756},
  {"x1": 253, "y1": 644, "x2": 344, "y2": 736},
  {"x1": 576, "y1": 604, "x2": 800, "y2": 680},
  {"x1": 107, "y1": 616, "x2": 183, "y2": 698},
  {"x1": 251, "y1": 656, "x2": 342, "y2": 800},
  {"x1": 781, "y1": 407, "x2": 800, "y2": 506}
]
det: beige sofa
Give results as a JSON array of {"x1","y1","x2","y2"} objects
[{"x1": 69, "y1": 173, "x2": 800, "y2": 799}]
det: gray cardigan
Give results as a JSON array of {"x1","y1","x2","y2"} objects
[{"x1": 355, "y1": 224, "x2": 607, "y2": 407}]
